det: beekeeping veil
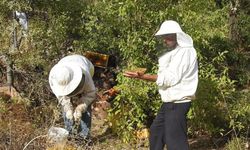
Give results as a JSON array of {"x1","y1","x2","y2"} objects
[{"x1": 155, "y1": 20, "x2": 193, "y2": 48}]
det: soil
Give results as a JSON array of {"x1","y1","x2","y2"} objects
[{"x1": 0, "y1": 100, "x2": 227, "y2": 150}]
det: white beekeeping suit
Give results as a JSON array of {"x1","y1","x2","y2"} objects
[{"x1": 15, "y1": 11, "x2": 28, "y2": 31}]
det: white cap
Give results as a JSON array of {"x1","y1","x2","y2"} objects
[
  {"x1": 155, "y1": 20, "x2": 183, "y2": 36},
  {"x1": 49, "y1": 63, "x2": 83, "y2": 96}
]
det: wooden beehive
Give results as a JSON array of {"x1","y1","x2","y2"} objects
[{"x1": 83, "y1": 51, "x2": 109, "y2": 68}]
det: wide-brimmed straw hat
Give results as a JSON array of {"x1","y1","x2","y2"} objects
[{"x1": 49, "y1": 63, "x2": 83, "y2": 96}]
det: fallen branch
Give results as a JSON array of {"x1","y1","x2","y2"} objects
[{"x1": 22, "y1": 135, "x2": 47, "y2": 150}]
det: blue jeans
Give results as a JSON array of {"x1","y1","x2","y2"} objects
[{"x1": 63, "y1": 105, "x2": 92, "y2": 139}]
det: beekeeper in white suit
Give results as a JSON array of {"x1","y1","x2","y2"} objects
[
  {"x1": 15, "y1": 11, "x2": 28, "y2": 31},
  {"x1": 124, "y1": 20, "x2": 198, "y2": 150},
  {"x1": 49, "y1": 54, "x2": 96, "y2": 139}
]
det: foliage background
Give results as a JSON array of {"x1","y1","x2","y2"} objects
[{"x1": 0, "y1": 0, "x2": 249, "y2": 147}]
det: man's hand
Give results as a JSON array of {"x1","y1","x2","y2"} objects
[
  {"x1": 73, "y1": 103, "x2": 88, "y2": 122},
  {"x1": 65, "y1": 110, "x2": 74, "y2": 120},
  {"x1": 123, "y1": 71, "x2": 142, "y2": 79},
  {"x1": 123, "y1": 71, "x2": 157, "y2": 82},
  {"x1": 60, "y1": 96, "x2": 74, "y2": 120}
]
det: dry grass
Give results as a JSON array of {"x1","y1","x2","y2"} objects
[
  {"x1": 0, "y1": 98, "x2": 237, "y2": 150},
  {"x1": 0, "y1": 100, "x2": 144, "y2": 150}
]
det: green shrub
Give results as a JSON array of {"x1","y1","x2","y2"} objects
[
  {"x1": 108, "y1": 73, "x2": 160, "y2": 142},
  {"x1": 188, "y1": 51, "x2": 236, "y2": 136},
  {"x1": 224, "y1": 137, "x2": 249, "y2": 150}
]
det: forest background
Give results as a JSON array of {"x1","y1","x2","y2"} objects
[{"x1": 0, "y1": 0, "x2": 249, "y2": 149}]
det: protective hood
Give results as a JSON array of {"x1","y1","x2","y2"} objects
[{"x1": 155, "y1": 20, "x2": 193, "y2": 48}]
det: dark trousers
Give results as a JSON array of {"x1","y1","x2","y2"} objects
[{"x1": 149, "y1": 102, "x2": 191, "y2": 150}]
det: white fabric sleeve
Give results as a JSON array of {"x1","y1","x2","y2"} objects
[
  {"x1": 57, "y1": 96, "x2": 73, "y2": 120},
  {"x1": 79, "y1": 72, "x2": 96, "y2": 107},
  {"x1": 156, "y1": 49, "x2": 191, "y2": 88}
]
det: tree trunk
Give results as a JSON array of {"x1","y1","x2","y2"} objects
[
  {"x1": 6, "y1": 58, "x2": 13, "y2": 87},
  {"x1": 0, "y1": 55, "x2": 14, "y2": 96},
  {"x1": 229, "y1": 0, "x2": 242, "y2": 50}
]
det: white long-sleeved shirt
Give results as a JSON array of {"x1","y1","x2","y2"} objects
[
  {"x1": 56, "y1": 55, "x2": 96, "y2": 109},
  {"x1": 156, "y1": 46, "x2": 198, "y2": 103}
]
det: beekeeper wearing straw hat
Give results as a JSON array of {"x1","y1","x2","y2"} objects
[
  {"x1": 123, "y1": 20, "x2": 198, "y2": 150},
  {"x1": 49, "y1": 54, "x2": 96, "y2": 139}
]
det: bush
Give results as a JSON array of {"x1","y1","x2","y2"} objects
[
  {"x1": 225, "y1": 137, "x2": 249, "y2": 150},
  {"x1": 108, "y1": 73, "x2": 160, "y2": 142}
]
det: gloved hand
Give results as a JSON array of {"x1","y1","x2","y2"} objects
[
  {"x1": 73, "y1": 103, "x2": 88, "y2": 122},
  {"x1": 60, "y1": 96, "x2": 74, "y2": 120},
  {"x1": 65, "y1": 109, "x2": 73, "y2": 120}
]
